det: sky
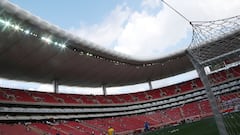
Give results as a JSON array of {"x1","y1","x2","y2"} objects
[{"x1": 1, "y1": 0, "x2": 240, "y2": 95}]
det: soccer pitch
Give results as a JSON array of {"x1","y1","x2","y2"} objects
[{"x1": 144, "y1": 112, "x2": 240, "y2": 135}]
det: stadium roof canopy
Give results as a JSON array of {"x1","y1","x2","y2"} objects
[{"x1": 0, "y1": 1, "x2": 239, "y2": 88}]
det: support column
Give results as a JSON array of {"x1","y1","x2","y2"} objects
[
  {"x1": 53, "y1": 80, "x2": 59, "y2": 93},
  {"x1": 148, "y1": 81, "x2": 153, "y2": 90},
  {"x1": 187, "y1": 51, "x2": 228, "y2": 135},
  {"x1": 103, "y1": 85, "x2": 107, "y2": 96}
]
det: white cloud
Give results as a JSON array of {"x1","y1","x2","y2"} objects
[
  {"x1": 114, "y1": 7, "x2": 190, "y2": 59},
  {"x1": 70, "y1": 0, "x2": 240, "y2": 60},
  {"x1": 168, "y1": 0, "x2": 240, "y2": 21},
  {"x1": 69, "y1": 4, "x2": 131, "y2": 48}
]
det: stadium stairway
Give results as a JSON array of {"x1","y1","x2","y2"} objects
[
  {"x1": 28, "y1": 125, "x2": 46, "y2": 135},
  {"x1": 77, "y1": 121, "x2": 104, "y2": 134}
]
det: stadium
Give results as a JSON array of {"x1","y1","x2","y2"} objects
[{"x1": 0, "y1": 0, "x2": 240, "y2": 135}]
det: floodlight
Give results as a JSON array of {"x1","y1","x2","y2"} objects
[
  {"x1": 60, "y1": 44, "x2": 66, "y2": 48},
  {"x1": 41, "y1": 37, "x2": 52, "y2": 44},
  {"x1": 4, "y1": 21, "x2": 10, "y2": 27},
  {"x1": 24, "y1": 30, "x2": 30, "y2": 35},
  {"x1": 14, "y1": 25, "x2": 20, "y2": 30}
]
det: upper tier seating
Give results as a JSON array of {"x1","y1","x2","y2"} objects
[{"x1": 0, "y1": 65, "x2": 239, "y2": 105}]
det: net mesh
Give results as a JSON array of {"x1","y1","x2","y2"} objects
[
  {"x1": 188, "y1": 15, "x2": 240, "y2": 135},
  {"x1": 188, "y1": 15, "x2": 240, "y2": 65}
]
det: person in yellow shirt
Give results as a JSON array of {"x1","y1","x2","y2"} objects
[{"x1": 107, "y1": 126, "x2": 115, "y2": 135}]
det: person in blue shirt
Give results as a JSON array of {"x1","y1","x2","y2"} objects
[{"x1": 144, "y1": 121, "x2": 150, "y2": 132}]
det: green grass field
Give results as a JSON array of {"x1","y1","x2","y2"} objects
[
  {"x1": 143, "y1": 112, "x2": 240, "y2": 135},
  {"x1": 223, "y1": 112, "x2": 240, "y2": 135}
]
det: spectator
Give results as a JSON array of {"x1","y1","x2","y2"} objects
[
  {"x1": 144, "y1": 121, "x2": 149, "y2": 132},
  {"x1": 107, "y1": 126, "x2": 115, "y2": 135}
]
